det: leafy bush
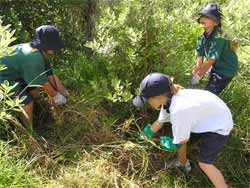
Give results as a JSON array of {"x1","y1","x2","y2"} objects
[
  {"x1": 0, "y1": 20, "x2": 25, "y2": 138},
  {"x1": 0, "y1": 0, "x2": 98, "y2": 51},
  {"x1": 0, "y1": 20, "x2": 16, "y2": 56}
]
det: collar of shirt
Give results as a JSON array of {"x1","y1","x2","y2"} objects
[
  {"x1": 163, "y1": 93, "x2": 173, "y2": 113},
  {"x1": 201, "y1": 27, "x2": 221, "y2": 40}
]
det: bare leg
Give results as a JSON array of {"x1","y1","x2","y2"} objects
[
  {"x1": 199, "y1": 162, "x2": 227, "y2": 188},
  {"x1": 165, "y1": 143, "x2": 191, "y2": 171},
  {"x1": 177, "y1": 143, "x2": 187, "y2": 165},
  {"x1": 28, "y1": 88, "x2": 40, "y2": 99},
  {"x1": 20, "y1": 102, "x2": 33, "y2": 132}
]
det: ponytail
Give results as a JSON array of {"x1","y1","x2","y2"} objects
[
  {"x1": 171, "y1": 84, "x2": 184, "y2": 94},
  {"x1": 168, "y1": 77, "x2": 184, "y2": 95},
  {"x1": 229, "y1": 40, "x2": 238, "y2": 53}
]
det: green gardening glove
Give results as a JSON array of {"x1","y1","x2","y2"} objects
[
  {"x1": 142, "y1": 123, "x2": 155, "y2": 138},
  {"x1": 160, "y1": 136, "x2": 180, "y2": 152}
]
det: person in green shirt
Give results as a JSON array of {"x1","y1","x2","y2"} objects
[
  {"x1": 191, "y1": 3, "x2": 238, "y2": 95},
  {"x1": 0, "y1": 25, "x2": 68, "y2": 126}
]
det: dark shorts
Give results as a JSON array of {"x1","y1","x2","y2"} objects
[
  {"x1": 190, "y1": 132, "x2": 229, "y2": 164},
  {"x1": 205, "y1": 71, "x2": 233, "y2": 96},
  {"x1": 11, "y1": 79, "x2": 34, "y2": 105}
]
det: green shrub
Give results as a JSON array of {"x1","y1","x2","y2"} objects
[{"x1": 0, "y1": 20, "x2": 25, "y2": 138}]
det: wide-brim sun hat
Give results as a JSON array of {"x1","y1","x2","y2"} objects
[
  {"x1": 30, "y1": 25, "x2": 65, "y2": 51},
  {"x1": 197, "y1": 3, "x2": 223, "y2": 24}
]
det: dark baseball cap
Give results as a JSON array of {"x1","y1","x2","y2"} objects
[{"x1": 133, "y1": 73, "x2": 172, "y2": 107}]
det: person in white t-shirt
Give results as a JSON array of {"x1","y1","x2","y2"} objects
[{"x1": 133, "y1": 72, "x2": 233, "y2": 188}]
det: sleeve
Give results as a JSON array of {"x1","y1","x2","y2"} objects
[
  {"x1": 21, "y1": 56, "x2": 48, "y2": 86},
  {"x1": 206, "y1": 37, "x2": 226, "y2": 60},
  {"x1": 195, "y1": 36, "x2": 205, "y2": 57},
  {"x1": 157, "y1": 105, "x2": 170, "y2": 124},
  {"x1": 171, "y1": 110, "x2": 192, "y2": 144}
]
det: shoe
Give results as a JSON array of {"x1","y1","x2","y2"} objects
[{"x1": 165, "y1": 159, "x2": 191, "y2": 172}]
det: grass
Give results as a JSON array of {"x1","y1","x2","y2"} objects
[
  {"x1": 0, "y1": 50, "x2": 250, "y2": 188},
  {"x1": 1, "y1": 82, "x2": 249, "y2": 188},
  {"x1": 0, "y1": 140, "x2": 43, "y2": 188}
]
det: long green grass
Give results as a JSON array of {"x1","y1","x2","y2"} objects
[{"x1": 0, "y1": 141, "x2": 42, "y2": 188}]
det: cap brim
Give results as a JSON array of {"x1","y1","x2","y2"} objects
[
  {"x1": 45, "y1": 40, "x2": 65, "y2": 50},
  {"x1": 198, "y1": 13, "x2": 221, "y2": 23},
  {"x1": 30, "y1": 39, "x2": 65, "y2": 51},
  {"x1": 132, "y1": 95, "x2": 146, "y2": 107}
]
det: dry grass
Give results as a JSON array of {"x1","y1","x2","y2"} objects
[{"x1": 2, "y1": 86, "x2": 249, "y2": 188}]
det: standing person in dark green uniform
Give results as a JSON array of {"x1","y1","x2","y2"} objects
[
  {"x1": 191, "y1": 3, "x2": 238, "y2": 95},
  {"x1": 0, "y1": 25, "x2": 69, "y2": 126}
]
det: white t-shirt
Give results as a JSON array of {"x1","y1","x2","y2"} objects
[{"x1": 157, "y1": 89, "x2": 233, "y2": 144}]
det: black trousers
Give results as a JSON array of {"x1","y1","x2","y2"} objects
[{"x1": 205, "y1": 71, "x2": 233, "y2": 96}]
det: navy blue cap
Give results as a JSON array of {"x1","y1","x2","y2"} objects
[
  {"x1": 198, "y1": 3, "x2": 223, "y2": 24},
  {"x1": 133, "y1": 73, "x2": 172, "y2": 107},
  {"x1": 30, "y1": 25, "x2": 65, "y2": 51}
]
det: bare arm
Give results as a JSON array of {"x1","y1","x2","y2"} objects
[
  {"x1": 48, "y1": 75, "x2": 68, "y2": 96},
  {"x1": 196, "y1": 56, "x2": 203, "y2": 67},
  {"x1": 197, "y1": 58, "x2": 215, "y2": 77},
  {"x1": 43, "y1": 79, "x2": 67, "y2": 106},
  {"x1": 177, "y1": 143, "x2": 188, "y2": 165},
  {"x1": 151, "y1": 120, "x2": 163, "y2": 133},
  {"x1": 192, "y1": 56, "x2": 203, "y2": 76},
  {"x1": 48, "y1": 75, "x2": 66, "y2": 92},
  {"x1": 43, "y1": 81, "x2": 57, "y2": 97}
]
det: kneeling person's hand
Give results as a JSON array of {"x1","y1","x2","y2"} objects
[
  {"x1": 160, "y1": 136, "x2": 180, "y2": 152},
  {"x1": 142, "y1": 123, "x2": 155, "y2": 138},
  {"x1": 190, "y1": 74, "x2": 201, "y2": 85},
  {"x1": 53, "y1": 92, "x2": 67, "y2": 105},
  {"x1": 62, "y1": 89, "x2": 69, "y2": 98}
]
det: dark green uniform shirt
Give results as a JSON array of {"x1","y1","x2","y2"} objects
[
  {"x1": 195, "y1": 28, "x2": 238, "y2": 77},
  {"x1": 0, "y1": 43, "x2": 53, "y2": 86}
]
